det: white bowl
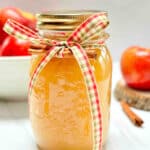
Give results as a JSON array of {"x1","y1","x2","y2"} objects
[{"x1": 0, "y1": 56, "x2": 31, "y2": 101}]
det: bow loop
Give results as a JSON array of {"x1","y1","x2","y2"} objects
[
  {"x1": 3, "y1": 12, "x2": 109, "y2": 48},
  {"x1": 67, "y1": 13, "x2": 109, "y2": 43}
]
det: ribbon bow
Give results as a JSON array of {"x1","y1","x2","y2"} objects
[{"x1": 4, "y1": 12, "x2": 109, "y2": 150}]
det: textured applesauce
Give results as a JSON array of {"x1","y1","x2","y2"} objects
[{"x1": 29, "y1": 47, "x2": 112, "y2": 150}]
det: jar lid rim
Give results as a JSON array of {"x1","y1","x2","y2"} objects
[
  {"x1": 36, "y1": 10, "x2": 107, "y2": 17},
  {"x1": 36, "y1": 10, "x2": 108, "y2": 31}
]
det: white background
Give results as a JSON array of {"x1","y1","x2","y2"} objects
[{"x1": 0, "y1": 0, "x2": 150, "y2": 60}]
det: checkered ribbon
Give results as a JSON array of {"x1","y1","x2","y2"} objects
[{"x1": 3, "y1": 13, "x2": 109, "y2": 150}]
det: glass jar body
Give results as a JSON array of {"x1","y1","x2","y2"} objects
[{"x1": 29, "y1": 44, "x2": 112, "y2": 150}]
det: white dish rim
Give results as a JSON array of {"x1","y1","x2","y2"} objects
[{"x1": 0, "y1": 56, "x2": 31, "y2": 61}]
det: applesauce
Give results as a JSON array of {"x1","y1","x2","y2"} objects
[{"x1": 29, "y1": 11, "x2": 112, "y2": 150}]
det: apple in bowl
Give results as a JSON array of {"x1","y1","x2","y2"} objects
[
  {"x1": 0, "y1": 7, "x2": 36, "y2": 56},
  {"x1": 0, "y1": 7, "x2": 36, "y2": 100},
  {"x1": 0, "y1": 7, "x2": 36, "y2": 44}
]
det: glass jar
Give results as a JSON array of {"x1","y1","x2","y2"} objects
[{"x1": 29, "y1": 11, "x2": 112, "y2": 150}]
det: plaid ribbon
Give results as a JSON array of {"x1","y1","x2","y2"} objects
[{"x1": 4, "y1": 13, "x2": 109, "y2": 150}]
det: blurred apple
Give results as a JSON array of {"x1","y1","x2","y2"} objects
[
  {"x1": 21, "y1": 10, "x2": 36, "y2": 29},
  {"x1": 0, "y1": 7, "x2": 36, "y2": 44},
  {"x1": 121, "y1": 46, "x2": 150, "y2": 90}
]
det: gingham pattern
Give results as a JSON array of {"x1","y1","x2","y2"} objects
[
  {"x1": 71, "y1": 43, "x2": 102, "y2": 150},
  {"x1": 67, "y1": 12, "x2": 109, "y2": 43},
  {"x1": 4, "y1": 19, "x2": 56, "y2": 46},
  {"x1": 28, "y1": 46, "x2": 62, "y2": 96},
  {"x1": 3, "y1": 13, "x2": 109, "y2": 150}
]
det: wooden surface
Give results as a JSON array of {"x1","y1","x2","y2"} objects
[
  {"x1": 0, "y1": 62, "x2": 149, "y2": 150},
  {"x1": 114, "y1": 80, "x2": 150, "y2": 111}
]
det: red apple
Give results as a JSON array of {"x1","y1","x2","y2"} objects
[
  {"x1": 0, "y1": 7, "x2": 36, "y2": 44},
  {"x1": 121, "y1": 46, "x2": 150, "y2": 90},
  {"x1": 21, "y1": 10, "x2": 36, "y2": 30},
  {"x1": 0, "y1": 36, "x2": 30, "y2": 56}
]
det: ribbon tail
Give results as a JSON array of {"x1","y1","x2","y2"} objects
[
  {"x1": 29, "y1": 46, "x2": 62, "y2": 96},
  {"x1": 3, "y1": 19, "x2": 57, "y2": 46},
  {"x1": 3, "y1": 19, "x2": 39, "y2": 40},
  {"x1": 70, "y1": 44, "x2": 103, "y2": 150}
]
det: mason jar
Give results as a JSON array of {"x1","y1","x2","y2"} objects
[{"x1": 29, "y1": 10, "x2": 112, "y2": 150}]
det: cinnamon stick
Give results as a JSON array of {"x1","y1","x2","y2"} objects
[{"x1": 121, "y1": 101, "x2": 144, "y2": 127}]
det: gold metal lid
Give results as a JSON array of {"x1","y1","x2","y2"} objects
[{"x1": 36, "y1": 10, "x2": 107, "y2": 31}]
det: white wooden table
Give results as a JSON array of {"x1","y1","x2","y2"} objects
[{"x1": 0, "y1": 62, "x2": 149, "y2": 150}]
